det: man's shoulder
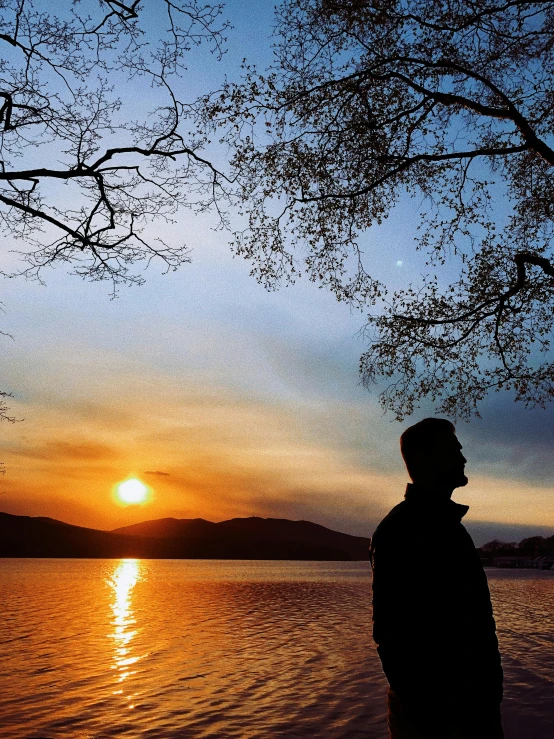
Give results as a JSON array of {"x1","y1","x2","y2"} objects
[
  {"x1": 369, "y1": 500, "x2": 421, "y2": 565},
  {"x1": 372, "y1": 500, "x2": 411, "y2": 541}
]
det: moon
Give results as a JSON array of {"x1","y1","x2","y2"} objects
[{"x1": 115, "y1": 478, "x2": 150, "y2": 505}]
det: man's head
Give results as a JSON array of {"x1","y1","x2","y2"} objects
[{"x1": 400, "y1": 417, "x2": 468, "y2": 493}]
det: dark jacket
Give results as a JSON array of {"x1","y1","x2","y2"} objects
[{"x1": 369, "y1": 483, "x2": 503, "y2": 722}]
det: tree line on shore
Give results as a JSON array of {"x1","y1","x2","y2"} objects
[{"x1": 479, "y1": 535, "x2": 554, "y2": 558}]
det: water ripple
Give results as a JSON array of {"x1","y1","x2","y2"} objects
[{"x1": 0, "y1": 560, "x2": 552, "y2": 738}]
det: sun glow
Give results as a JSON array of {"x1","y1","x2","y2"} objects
[{"x1": 115, "y1": 478, "x2": 150, "y2": 505}]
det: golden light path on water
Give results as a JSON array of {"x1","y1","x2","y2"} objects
[{"x1": 108, "y1": 559, "x2": 145, "y2": 709}]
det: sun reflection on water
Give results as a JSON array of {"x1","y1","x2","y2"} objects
[{"x1": 108, "y1": 559, "x2": 143, "y2": 703}]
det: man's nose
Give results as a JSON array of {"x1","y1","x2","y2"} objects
[{"x1": 461, "y1": 454, "x2": 467, "y2": 465}]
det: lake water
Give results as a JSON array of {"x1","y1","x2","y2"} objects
[{"x1": 0, "y1": 560, "x2": 553, "y2": 739}]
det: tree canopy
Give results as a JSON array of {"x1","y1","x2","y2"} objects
[
  {"x1": 0, "y1": 0, "x2": 229, "y2": 289},
  {"x1": 204, "y1": 0, "x2": 554, "y2": 418}
]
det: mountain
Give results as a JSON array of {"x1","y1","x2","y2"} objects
[
  {"x1": 0, "y1": 512, "x2": 163, "y2": 558},
  {"x1": 0, "y1": 512, "x2": 371, "y2": 560}
]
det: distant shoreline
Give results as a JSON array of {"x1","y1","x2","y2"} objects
[{"x1": 0, "y1": 511, "x2": 372, "y2": 561}]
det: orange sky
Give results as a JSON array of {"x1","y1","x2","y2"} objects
[
  {"x1": 0, "y1": 345, "x2": 401, "y2": 532},
  {"x1": 1, "y1": 313, "x2": 553, "y2": 544}
]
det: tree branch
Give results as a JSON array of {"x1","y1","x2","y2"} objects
[
  {"x1": 295, "y1": 144, "x2": 530, "y2": 202},
  {"x1": 394, "y1": 252, "x2": 554, "y2": 326}
]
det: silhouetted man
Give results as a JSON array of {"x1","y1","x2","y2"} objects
[{"x1": 369, "y1": 418, "x2": 503, "y2": 739}]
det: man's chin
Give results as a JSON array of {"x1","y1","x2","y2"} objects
[{"x1": 456, "y1": 474, "x2": 469, "y2": 488}]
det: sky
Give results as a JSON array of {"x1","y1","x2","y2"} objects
[{"x1": 0, "y1": 0, "x2": 553, "y2": 546}]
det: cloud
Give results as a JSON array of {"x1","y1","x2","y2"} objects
[
  {"x1": 457, "y1": 395, "x2": 554, "y2": 485},
  {"x1": 46, "y1": 441, "x2": 120, "y2": 461},
  {"x1": 144, "y1": 470, "x2": 171, "y2": 477}
]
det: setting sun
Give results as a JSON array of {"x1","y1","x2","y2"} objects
[{"x1": 115, "y1": 478, "x2": 150, "y2": 505}]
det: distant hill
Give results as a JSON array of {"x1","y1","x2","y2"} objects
[
  {"x1": 0, "y1": 513, "x2": 162, "y2": 559},
  {"x1": 0, "y1": 512, "x2": 371, "y2": 560}
]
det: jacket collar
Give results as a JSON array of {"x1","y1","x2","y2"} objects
[{"x1": 404, "y1": 483, "x2": 469, "y2": 521}]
